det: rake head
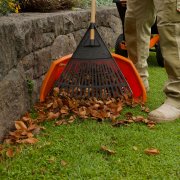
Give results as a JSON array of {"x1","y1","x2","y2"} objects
[{"x1": 56, "y1": 58, "x2": 132, "y2": 99}]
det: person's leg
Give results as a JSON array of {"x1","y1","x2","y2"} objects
[
  {"x1": 124, "y1": 0, "x2": 156, "y2": 91},
  {"x1": 148, "y1": 0, "x2": 180, "y2": 122}
]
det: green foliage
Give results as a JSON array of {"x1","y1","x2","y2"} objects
[
  {"x1": 0, "y1": 0, "x2": 114, "y2": 15},
  {"x1": 96, "y1": 0, "x2": 114, "y2": 6},
  {"x1": 0, "y1": 0, "x2": 20, "y2": 15},
  {"x1": 26, "y1": 79, "x2": 34, "y2": 96},
  {"x1": 74, "y1": 0, "x2": 114, "y2": 8},
  {"x1": 20, "y1": 0, "x2": 77, "y2": 12},
  {"x1": 19, "y1": 0, "x2": 114, "y2": 12}
]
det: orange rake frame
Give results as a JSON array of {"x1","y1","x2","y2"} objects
[{"x1": 40, "y1": 53, "x2": 146, "y2": 103}]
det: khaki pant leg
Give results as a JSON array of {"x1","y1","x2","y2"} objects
[
  {"x1": 155, "y1": 0, "x2": 180, "y2": 108},
  {"x1": 125, "y1": 0, "x2": 156, "y2": 83}
]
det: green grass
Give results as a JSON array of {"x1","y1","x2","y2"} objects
[
  {"x1": 75, "y1": 0, "x2": 114, "y2": 8},
  {"x1": 0, "y1": 53, "x2": 180, "y2": 179}
]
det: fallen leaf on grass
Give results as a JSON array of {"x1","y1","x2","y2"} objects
[
  {"x1": 141, "y1": 105, "x2": 150, "y2": 113},
  {"x1": 22, "y1": 116, "x2": 31, "y2": 122},
  {"x1": 78, "y1": 106, "x2": 87, "y2": 117},
  {"x1": 55, "y1": 119, "x2": 68, "y2": 126},
  {"x1": 68, "y1": 115, "x2": 76, "y2": 124},
  {"x1": 100, "y1": 146, "x2": 116, "y2": 155},
  {"x1": 15, "y1": 121, "x2": 27, "y2": 130},
  {"x1": 46, "y1": 102, "x2": 53, "y2": 109},
  {"x1": 112, "y1": 120, "x2": 131, "y2": 127},
  {"x1": 134, "y1": 116, "x2": 144, "y2": 122},
  {"x1": 6, "y1": 148, "x2": 15, "y2": 158},
  {"x1": 47, "y1": 112, "x2": 60, "y2": 120},
  {"x1": 147, "y1": 121, "x2": 156, "y2": 129},
  {"x1": 53, "y1": 87, "x2": 60, "y2": 97},
  {"x1": 125, "y1": 112, "x2": 133, "y2": 120},
  {"x1": 61, "y1": 160, "x2": 68, "y2": 166},
  {"x1": 53, "y1": 100, "x2": 59, "y2": 109},
  {"x1": 48, "y1": 156, "x2": 56, "y2": 163},
  {"x1": 144, "y1": 148, "x2": 160, "y2": 155},
  {"x1": 60, "y1": 106, "x2": 69, "y2": 115},
  {"x1": 32, "y1": 127, "x2": 42, "y2": 135},
  {"x1": 16, "y1": 137, "x2": 38, "y2": 144},
  {"x1": 132, "y1": 146, "x2": 138, "y2": 151}
]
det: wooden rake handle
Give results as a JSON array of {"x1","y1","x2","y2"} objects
[{"x1": 90, "y1": 0, "x2": 96, "y2": 40}]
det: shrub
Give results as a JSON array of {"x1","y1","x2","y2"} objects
[
  {"x1": 19, "y1": 0, "x2": 114, "y2": 12},
  {"x1": 0, "y1": 0, "x2": 20, "y2": 15},
  {"x1": 20, "y1": 0, "x2": 78, "y2": 12}
]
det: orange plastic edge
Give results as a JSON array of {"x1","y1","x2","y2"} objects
[
  {"x1": 40, "y1": 54, "x2": 72, "y2": 102},
  {"x1": 149, "y1": 34, "x2": 159, "y2": 48},
  {"x1": 40, "y1": 53, "x2": 147, "y2": 103},
  {"x1": 119, "y1": 34, "x2": 159, "y2": 50},
  {"x1": 112, "y1": 53, "x2": 147, "y2": 103}
]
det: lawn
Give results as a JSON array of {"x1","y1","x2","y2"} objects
[{"x1": 0, "y1": 53, "x2": 179, "y2": 179}]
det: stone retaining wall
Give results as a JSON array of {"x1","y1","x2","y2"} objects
[{"x1": 0, "y1": 7, "x2": 122, "y2": 141}]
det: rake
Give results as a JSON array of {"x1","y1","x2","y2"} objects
[{"x1": 55, "y1": 0, "x2": 132, "y2": 99}]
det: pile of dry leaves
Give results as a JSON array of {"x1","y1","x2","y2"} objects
[{"x1": 0, "y1": 87, "x2": 156, "y2": 158}]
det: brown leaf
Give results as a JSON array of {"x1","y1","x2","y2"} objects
[
  {"x1": 93, "y1": 103, "x2": 100, "y2": 109},
  {"x1": 127, "y1": 119, "x2": 134, "y2": 123},
  {"x1": 47, "y1": 102, "x2": 53, "y2": 109},
  {"x1": 22, "y1": 116, "x2": 31, "y2": 122},
  {"x1": 96, "y1": 100, "x2": 104, "y2": 105},
  {"x1": 55, "y1": 119, "x2": 67, "y2": 126},
  {"x1": 9, "y1": 131, "x2": 22, "y2": 138},
  {"x1": 53, "y1": 87, "x2": 60, "y2": 97},
  {"x1": 111, "y1": 116, "x2": 117, "y2": 123},
  {"x1": 36, "y1": 111, "x2": 46, "y2": 123},
  {"x1": 53, "y1": 100, "x2": 59, "y2": 109},
  {"x1": 144, "y1": 148, "x2": 160, "y2": 155},
  {"x1": 112, "y1": 120, "x2": 129, "y2": 127},
  {"x1": 89, "y1": 109, "x2": 101, "y2": 119},
  {"x1": 60, "y1": 106, "x2": 69, "y2": 115},
  {"x1": 100, "y1": 146, "x2": 116, "y2": 155},
  {"x1": 6, "y1": 148, "x2": 15, "y2": 158},
  {"x1": 15, "y1": 121, "x2": 27, "y2": 130},
  {"x1": 134, "y1": 116, "x2": 144, "y2": 122},
  {"x1": 57, "y1": 98, "x2": 63, "y2": 107},
  {"x1": 4, "y1": 138, "x2": 14, "y2": 145},
  {"x1": 32, "y1": 127, "x2": 42, "y2": 135},
  {"x1": 48, "y1": 156, "x2": 56, "y2": 163},
  {"x1": 78, "y1": 106, "x2": 88, "y2": 118},
  {"x1": 28, "y1": 124, "x2": 38, "y2": 131},
  {"x1": 68, "y1": 115, "x2": 76, "y2": 124},
  {"x1": 105, "y1": 100, "x2": 113, "y2": 105},
  {"x1": 147, "y1": 121, "x2": 156, "y2": 129},
  {"x1": 17, "y1": 137, "x2": 38, "y2": 144},
  {"x1": 100, "y1": 111, "x2": 110, "y2": 119},
  {"x1": 141, "y1": 105, "x2": 150, "y2": 113},
  {"x1": 125, "y1": 112, "x2": 133, "y2": 120},
  {"x1": 116, "y1": 104, "x2": 123, "y2": 113},
  {"x1": 27, "y1": 132, "x2": 34, "y2": 138},
  {"x1": 68, "y1": 99, "x2": 78, "y2": 109},
  {"x1": 61, "y1": 160, "x2": 68, "y2": 166},
  {"x1": 47, "y1": 112, "x2": 60, "y2": 120}
]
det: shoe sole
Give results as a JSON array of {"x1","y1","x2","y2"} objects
[{"x1": 148, "y1": 116, "x2": 180, "y2": 123}]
